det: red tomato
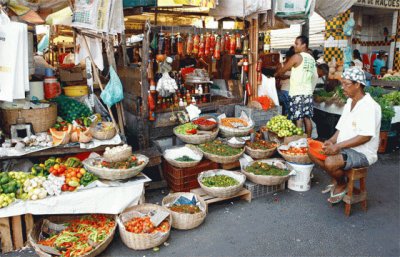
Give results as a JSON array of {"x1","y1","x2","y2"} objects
[
  {"x1": 68, "y1": 186, "x2": 76, "y2": 192},
  {"x1": 61, "y1": 184, "x2": 69, "y2": 191}
]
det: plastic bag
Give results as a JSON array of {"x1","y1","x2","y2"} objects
[
  {"x1": 343, "y1": 17, "x2": 355, "y2": 37},
  {"x1": 259, "y1": 75, "x2": 279, "y2": 106},
  {"x1": 100, "y1": 66, "x2": 124, "y2": 107}
]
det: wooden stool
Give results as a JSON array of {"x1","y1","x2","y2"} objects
[{"x1": 343, "y1": 167, "x2": 368, "y2": 216}]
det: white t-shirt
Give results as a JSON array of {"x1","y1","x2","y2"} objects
[
  {"x1": 353, "y1": 59, "x2": 363, "y2": 69},
  {"x1": 335, "y1": 93, "x2": 381, "y2": 165}
]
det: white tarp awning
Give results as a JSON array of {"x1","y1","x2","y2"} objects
[
  {"x1": 315, "y1": 0, "x2": 356, "y2": 21},
  {"x1": 209, "y1": 0, "x2": 271, "y2": 20}
]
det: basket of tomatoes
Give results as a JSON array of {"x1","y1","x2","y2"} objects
[
  {"x1": 277, "y1": 146, "x2": 312, "y2": 164},
  {"x1": 117, "y1": 204, "x2": 171, "y2": 250}
]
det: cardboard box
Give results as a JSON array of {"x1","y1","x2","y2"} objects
[{"x1": 59, "y1": 67, "x2": 84, "y2": 82}]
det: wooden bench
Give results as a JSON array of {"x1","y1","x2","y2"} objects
[
  {"x1": 343, "y1": 167, "x2": 368, "y2": 217},
  {"x1": 0, "y1": 214, "x2": 34, "y2": 253},
  {"x1": 190, "y1": 188, "x2": 251, "y2": 207}
]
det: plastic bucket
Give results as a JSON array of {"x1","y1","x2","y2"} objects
[
  {"x1": 287, "y1": 162, "x2": 314, "y2": 192},
  {"x1": 44, "y1": 77, "x2": 61, "y2": 99}
]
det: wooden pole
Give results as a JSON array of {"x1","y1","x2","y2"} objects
[{"x1": 80, "y1": 33, "x2": 120, "y2": 134}]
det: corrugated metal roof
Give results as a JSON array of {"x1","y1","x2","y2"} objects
[{"x1": 270, "y1": 13, "x2": 325, "y2": 50}]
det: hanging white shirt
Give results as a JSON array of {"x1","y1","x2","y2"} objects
[{"x1": 335, "y1": 93, "x2": 381, "y2": 165}]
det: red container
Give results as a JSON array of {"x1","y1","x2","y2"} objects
[
  {"x1": 307, "y1": 139, "x2": 327, "y2": 160},
  {"x1": 44, "y1": 77, "x2": 61, "y2": 99},
  {"x1": 163, "y1": 159, "x2": 219, "y2": 192}
]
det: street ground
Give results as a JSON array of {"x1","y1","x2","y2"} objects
[{"x1": 4, "y1": 152, "x2": 399, "y2": 257}]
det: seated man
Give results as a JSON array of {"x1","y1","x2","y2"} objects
[{"x1": 308, "y1": 67, "x2": 381, "y2": 203}]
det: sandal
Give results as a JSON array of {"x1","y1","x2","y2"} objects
[
  {"x1": 321, "y1": 184, "x2": 335, "y2": 194},
  {"x1": 328, "y1": 189, "x2": 347, "y2": 204}
]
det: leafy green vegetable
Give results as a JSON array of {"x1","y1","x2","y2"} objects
[
  {"x1": 382, "y1": 91, "x2": 400, "y2": 106},
  {"x1": 175, "y1": 123, "x2": 198, "y2": 135},
  {"x1": 202, "y1": 175, "x2": 239, "y2": 187},
  {"x1": 376, "y1": 97, "x2": 395, "y2": 121},
  {"x1": 198, "y1": 140, "x2": 242, "y2": 156},
  {"x1": 175, "y1": 156, "x2": 196, "y2": 162},
  {"x1": 245, "y1": 162, "x2": 290, "y2": 176},
  {"x1": 365, "y1": 87, "x2": 385, "y2": 98}
]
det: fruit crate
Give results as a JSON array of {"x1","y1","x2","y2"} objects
[
  {"x1": 163, "y1": 159, "x2": 219, "y2": 192},
  {"x1": 243, "y1": 181, "x2": 285, "y2": 199}
]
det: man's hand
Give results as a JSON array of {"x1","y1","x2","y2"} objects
[{"x1": 323, "y1": 143, "x2": 341, "y2": 155}]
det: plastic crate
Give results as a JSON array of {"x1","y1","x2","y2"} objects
[
  {"x1": 243, "y1": 181, "x2": 285, "y2": 199},
  {"x1": 163, "y1": 159, "x2": 219, "y2": 192}
]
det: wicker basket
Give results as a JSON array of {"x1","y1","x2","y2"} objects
[
  {"x1": 118, "y1": 204, "x2": 171, "y2": 250},
  {"x1": 277, "y1": 149, "x2": 312, "y2": 164},
  {"x1": 198, "y1": 170, "x2": 246, "y2": 198},
  {"x1": 92, "y1": 122, "x2": 117, "y2": 140},
  {"x1": 245, "y1": 145, "x2": 277, "y2": 159},
  {"x1": 199, "y1": 147, "x2": 245, "y2": 164},
  {"x1": 28, "y1": 214, "x2": 116, "y2": 257},
  {"x1": 219, "y1": 123, "x2": 254, "y2": 138},
  {"x1": 0, "y1": 103, "x2": 57, "y2": 135},
  {"x1": 82, "y1": 154, "x2": 149, "y2": 180},
  {"x1": 242, "y1": 159, "x2": 292, "y2": 186},
  {"x1": 162, "y1": 192, "x2": 207, "y2": 230},
  {"x1": 193, "y1": 116, "x2": 218, "y2": 131},
  {"x1": 173, "y1": 127, "x2": 219, "y2": 145},
  {"x1": 103, "y1": 146, "x2": 132, "y2": 162},
  {"x1": 163, "y1": 145, "x2": 203, "y2": 168}
]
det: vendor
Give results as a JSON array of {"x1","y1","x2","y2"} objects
[
  {"x1": 308, "y1": 67, "x2": 381, "y2": 204},
  {"x1": 315, "y1": 63, "x2": 329, "y2": 89},
  {"x1": 373, "y1": 50, "x2": 386, "y2": 75},
  {"x1": 276, "y1": 46, "x2": 295, "y2": 115}
]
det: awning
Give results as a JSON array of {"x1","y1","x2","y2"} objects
[{"x1": 315, "y1": 0, "x2": 356, "y2": 21}]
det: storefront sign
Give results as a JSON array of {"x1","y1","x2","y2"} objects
[{"x1": 355, "y1": 0, "x2": 400, "y2": 9}]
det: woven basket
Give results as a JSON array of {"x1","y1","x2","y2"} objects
[
  {"x1": 163, "y1": 145, "x2": 203, "y2": 168},
  {"x1": 245, "y1": 145, "x2": 277, "y2": 159},
  {"x1": 162, "y1": 192, "x2": 207, "y2": 230},
  {"x1": 198, "y1": 170, "x2": 246, "y2": 198},
  {"x1": 242, "y1": 159, "x2": 292, "y2": 186},
  {"x1": 277, "y1": 149, "x2": 312, "y2": 164},
  {"x1": 0, "y1": 103, "x2": 57, "y2": 135},
  {"x1": 173, "y1": 127, "x2": 219, "y2": 145},
  {"x1": 118, "y1": 204, "x2": 171, "y2": 250},
  {"x1": 219, "y1": 123, "x2": 254, "y2": 138},
  {"x1": 82, "y1": 154, "x2": 149, "y2": 180},
  {"x1": 199, "y1": 147, "x2": 244, "y2": 164},
  {"x1": 28, "y1": 214, "x2": 116, "y2": 257},
  {"x1": 103, "y1": 146, "x2": 132, "y2": 162},
  {"x1": 92, "y1": 122, "x2": 117, "y2": 140}
]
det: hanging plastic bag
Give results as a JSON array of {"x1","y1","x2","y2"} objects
[
  {"x1": 343, "y1": 47, "x2": 353, "y2": 71},
  {"x1": 258, "y1": 75, "x2": 279, "y2": 106},
  {"x1": 343, "y1": 17, "x2": 355, "y2": 37},
  {"x1": 100, "y1": 66, "x2": 124, "y2": 107}
]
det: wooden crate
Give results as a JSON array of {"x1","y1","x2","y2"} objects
[
  {"x1": 0, "y1": 214, "x2": 34, "y2": 253},
  {"x1": 190, "y1": 188, "x2": 251, "y2": 207}
]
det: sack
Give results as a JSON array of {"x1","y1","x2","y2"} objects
[
  {"x1": 100, "y1": 66, "x2": 124, "y2": 107},
  {"x1": 258, "y1": 75, "x2": 279, "y2": 106}
]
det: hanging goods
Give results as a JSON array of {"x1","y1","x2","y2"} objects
[
  {"x1": 214, "y1": 35, "x2": 221, "y2": 60},
  {"x1": 186, "y1": 33, "x2": 193, "y2": 55},
  {"x1": 177, "y1": 33, "x2": 184, "y2": 56},
  {"x1": 198, "y1": 34, "x2": 205, "y2": 57},
  {"x1": 205, "y1": 33, "x2": 211, "y2": 56},
  {"x1": 100, "y1": 66, "x2": 124, "y2": 107},
  {"x1": 243, "y1": 57, "x2": 249, "y2": 72},
  {"x1": 193, "y1": 34, "x2": 200, "y2": 55},
  {"x1": 229, "y1": 35, "x2": 236, "y2": 55}
]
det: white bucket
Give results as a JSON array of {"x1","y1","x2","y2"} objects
[
  {"x1": 287, "y1": 162, "x2": 314, "y2": 192},
  {"x1": 29, "y1": 81, "x2": 44, "y2": 100}
]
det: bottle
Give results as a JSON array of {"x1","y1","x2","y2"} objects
[
  {"x1": 235, "y1": 31, "x2": 241, "y2": 53},
  {"x1": 174, "y1": 94, "x2": 179, "y2": 107},
  {"x1": 186, "y1": 90, "x2": 191, "y2": 103},
  {"x1": 204, "y1": 84, "x2": 209, "y2": 93},
  {"x1": 170, "y1": 33, "x2": 176, "y2": 55},
  {"x1": 191, "y1": 97, "x2": 196, "y2": 105},
  {"x1": 243, "y1": 57, "x2": 249, "y2": 72},
  {"x1": 158, "y1": 32, "x2": 165, "y2": 54},
  {"x1": 258, "y1": 32, "x2": 264, "y2": 52},
  {"x1": 198, "y1": 84, "x2": 203, "y2": 95},
  {"x1": 242, "y1": 35, "x2": 249, "y2": 55},
  {"x1": 164, "y1": 34, "x2": 171, "y2": 56},
  {"x1": 224, "y1": 32, "x2": 230, "y2": 53},
  {"x1": 195, "y1": 85, "x2": 199, "y2": 94},
  {"x1": 183, "y1": 98, "x2": 188, "y2": 106},
  {"x1": 179, "y1": 98, "x2": 184, "y2": 107}
]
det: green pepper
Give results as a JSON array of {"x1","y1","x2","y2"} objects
[
  {"x1": 80, "y1": 173, "x2": 97, "y2": 187},
  {"x1": 2, "y1": 180, "x2": 18, "y2": 194},
  {"x1": 0, "y1": 174, "x2": 10, "y2": 185}
]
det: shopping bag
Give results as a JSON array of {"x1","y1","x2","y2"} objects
[
  {"x1": 100, "y1": 66, "x2": 124, "y2": 107},
  {"x1": 259, "y1": 75, "x2": 279, "y2": 106}
]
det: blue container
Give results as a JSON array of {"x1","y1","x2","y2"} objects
[
  {"x1": 45, "y1": 68, "x2": 55, "y2": 77},
  {"x1": 123, "y1": 0, "x2": 156, "y2": 8}
]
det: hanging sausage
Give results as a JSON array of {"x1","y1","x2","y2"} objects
[
  {"x1": 177, "y1": 32, "x2": 184, "y2": 56},
  {"x1": 205, "y1": 33, "x2": 211, "y2": 56},
  {"x1": 186, "y1": 33, "x2": 193, "y2": 55},
  {"x1": 193, "y1": 34, "x2": 200, "y2": 55},
  {"x1": 213, "y1": 35, "x2": 221, "y2": 60},
  {"x1": 210, "y1": 33, "x2": 216, "y2": 56},
  {"x1": 198, "y1": 34, "x2": 205, "y2": 57},
  {"x1": 229, "y1": 34, "x2": 236, "y2": 55},
  {"x1": 224, "y1": 32, "x2": 230, "y2": 53}
]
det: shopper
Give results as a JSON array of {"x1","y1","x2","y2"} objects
[
  {"x1": 373, "y1": 50, "x2": 386, "y2": 75},
  {"x1": 352, "y1": 49, "x2": 363, "y2": 69},
  {"x1": 274, "y1": 35, "x2": 317, "y2": 137},
  {"x1": 308, "y1": 67, "x2": 381, "y2": 203},
  {"x1": 276, "y1": 46, "x2": 295, "y2": 115}
]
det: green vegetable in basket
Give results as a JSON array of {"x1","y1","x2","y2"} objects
[
  {"x1": 175, "y1": 156, "x2": 196, "y2": 162},
  {"x1": 245, "y1": 162, "x2": 290, "y2": 176},
  {"x1": 202, "y1": 175, "x2": 239, "y2": 187},
  {"x1": 175, "y1": 123, "x2": 198, "y2": 135},
  {"x1": 198, "y1": 140, "x2": 242, "y2": 156},
  {"x1": 382, "y1": 91, "x2": 400, "y2": 106}
]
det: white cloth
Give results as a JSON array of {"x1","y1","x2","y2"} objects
[
  {"x1": 353, "y1": 59, "x2": 363, "y2": 69},
  {"x1": 75, "y1": 35, "x2": 104, "y2": 71},
  {"x1": 335, "y1": 94, "x2": 381, "y2": 165}
]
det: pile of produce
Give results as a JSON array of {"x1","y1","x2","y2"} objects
[
  {"x1": 22, "y1": 177, "x2": 48, "y2": 200},
  {"x1": 51, "y1": 95, "x2": 92, "y2": 123},
  {"x1": 0, "y1": 172, "x2": 19, "y2": 195},
  {"x1": 198, "y1": 140, "x2": 243, "y2": 156},
  {"x1": 174, "y1": 156, "x2": 196, "y2": 162},
  {"x1": 382, "y1": 91, "x2": 400, "y2": 106},
  {"x1": 381, "y1": 70, "x2": 400, "y2": 81},
  {"x1": 0, "y1": 193, "x2": 15, "y2": 209},
  {"x1": 220, "y1": 118, "x2": 248, "y2": 128},
  {"x1": 169, "y1": 205, "x2": 201, "y2": 214},
  {"x1": 245, "y1": 162, "x2": 290, "y2": 176},
  {"x1": 201, "y1": 175, "x2": 239, "y2": 187},
  {"x1": 31, "y1": 157, "x2": 63, "y2": 177},
  {"x1": 246, "y1": 140, "x2": 277, "y2": 150},
  {"x1": 175, "y1": 123, "x2": 198, "y2": 135},
  {"x1": 50, "y1": 118, "x2": 93, "y2": 146},
  {"x1": 125, "y1": 216, "x2": 170, "y2": 234},
  {"x1": 254, "y1": 96, "x2": 274, "y2": 110},
  {"x1": 279, "y1": 147, "x2": 308, "y2": 156},
  {"x1": 94, "y1": 155, "x2": 144, "y2": 169},
  {"x1": 38, "y1": 214, "x2": 115, "y2": 257},
  {"x1": 266, "y1": 115, "x2": 304, "y2": 138},
  {"x1": 193, "y1": 117, "x2": 217, "y2": 126}
]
